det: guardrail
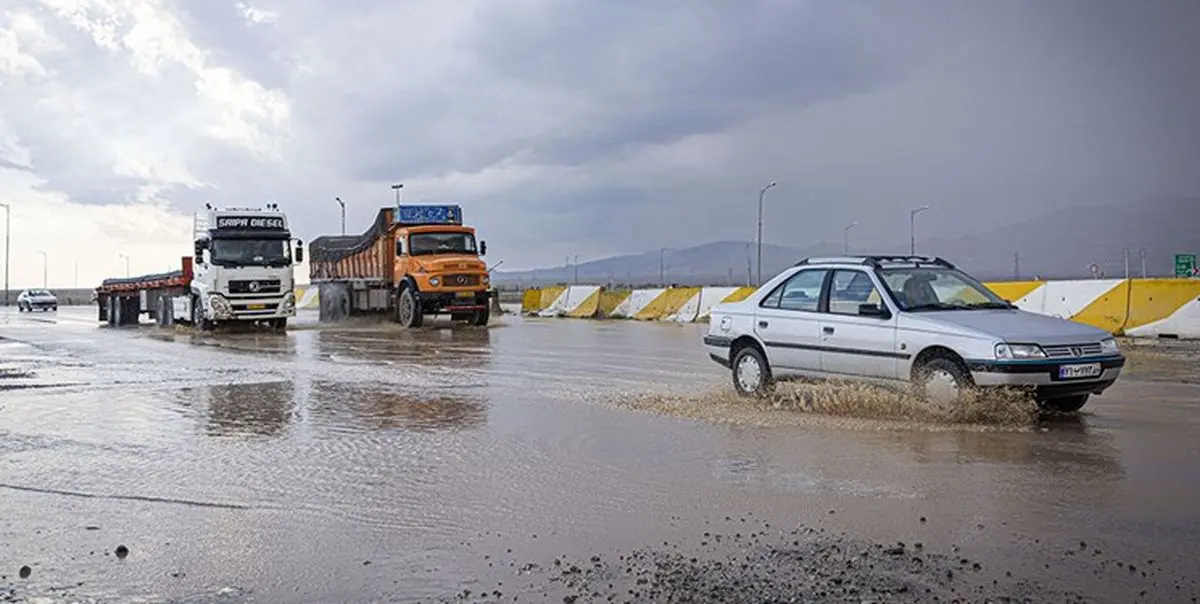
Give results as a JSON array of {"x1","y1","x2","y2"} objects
[{"x1": 516, "y1": 279, "x2": 1200, "y2": 339}]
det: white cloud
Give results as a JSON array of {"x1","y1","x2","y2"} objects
[{"x1": 235, "y1": 2, "x2": 277, "y2": 26}]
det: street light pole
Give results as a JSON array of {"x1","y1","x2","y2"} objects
[
  {"x1": 573, "y1": 254, "x2": 579, "y2": 285},
  {"x1": 335, "y1": 197, "x2": 346, "y2": 235},
  {"x1": 843, "y1": 221, "x2": 859, "y2": 255},
  {"x1": 38, "y1": 250, "x2": 47, "y2": 288},
  {"x1": 909, "y1": 205, "x2": 930, "y2": 255},
  {"x1": 756, "y1": 181, "x2": 777, "y2": 286},
  {"x1": 1, "y1": 202, "x2": 9, "y2": 306},
  {"x1": 659, "y1": 248, "x2": 666, "y2": 286},
  {"x1": 118, "y1": 254, "x2": 130, "y2": 277}
]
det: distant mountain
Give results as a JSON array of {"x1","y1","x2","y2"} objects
[{"x1": 493, "y1": 197, "x2": 1200, "y2": 287}]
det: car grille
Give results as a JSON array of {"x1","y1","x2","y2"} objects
[
  {"x1": 229, "y1": 279, "x2": 282, "y2": 294},
  {"x1": 442, "y1": 274, "x2": 481, "y2": 287},
  {"x1": 1042, "y1": 343, "x2": 1103, "y2": 358}
]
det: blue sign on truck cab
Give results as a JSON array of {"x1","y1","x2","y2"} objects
[{"x1": 394, "y1": 205, "x2": 463, "y2": 226}]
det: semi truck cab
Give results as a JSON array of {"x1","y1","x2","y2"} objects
[{"x1": 185, "y1": 205, "x2": 304, "y2": 329}]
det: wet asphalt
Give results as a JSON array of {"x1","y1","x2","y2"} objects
[{"x1": 1, "y1": 306, "x2": 1199, "y2": 603}]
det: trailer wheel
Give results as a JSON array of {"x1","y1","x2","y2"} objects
[
  {"x1": 396, "y1": 286, "x2": 423, "y2": 328},
  {"x1": 156, "y1": 296, "x2": 174, "y2": 328}
]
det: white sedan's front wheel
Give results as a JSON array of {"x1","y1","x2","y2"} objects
[{"x1": 732, "y1": 345, "x2": 773, "y2": 398}]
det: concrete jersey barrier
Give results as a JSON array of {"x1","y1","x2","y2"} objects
[{"x1": 517, "y1": 279, "x2": 1200, "y2": 339}]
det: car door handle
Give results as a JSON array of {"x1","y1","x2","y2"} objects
[
  {"x1": 758, "y1": 320, "x2": 768, "y2": 329},
  {"x1": 823, "y1": 326, "x2": 835, "y2": 334}
]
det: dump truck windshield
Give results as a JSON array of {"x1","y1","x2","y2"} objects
[
  {"x1": 409, "y1": 232, "x2": 477, "y2": 256},
  {"x1": 211, "y1": 238, "x2": 291, "y2": 267}
]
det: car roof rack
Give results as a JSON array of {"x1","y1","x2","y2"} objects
[{"x1": 793, "y1": 255, "x2": 956, "y2": 269}]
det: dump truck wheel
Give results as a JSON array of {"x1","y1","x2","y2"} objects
[
  {"x1": 469, "y1": 306, "x2": 490, "y2": 326},
  {"x1": 397, "y1": 287, "x2": 423, "y2": 328}
]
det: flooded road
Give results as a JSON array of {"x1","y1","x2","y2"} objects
[{"x1": 2, "y1": 307, "x2": 1199, "y2": 603}]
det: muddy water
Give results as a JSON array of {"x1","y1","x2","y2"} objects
[{"x1": 2, "y1": 307, "x2": 1199, "y2": 602}]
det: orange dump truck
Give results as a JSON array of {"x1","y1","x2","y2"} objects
[{"x1": 309, "y1": 204, "x2": 492, "y2": 326}]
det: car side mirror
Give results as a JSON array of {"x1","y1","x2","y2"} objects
[
  {"x1": 194, "y1": 240, "x2": 205, "y2": 260},
  {"x1": 294, "y1": 241, "x2": 304, "y2": 264},
  {"x1": 858, "y1": 303, "x2": 891, "y2": 319},
  {"x1": 480, "y1": 241, "x2": 487, "y2": 256}
]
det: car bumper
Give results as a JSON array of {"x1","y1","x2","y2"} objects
[
  {"x1": 703, "y1": 335, "x2": 733, "y2": 368},
  {"x1": 967, "y1": 355, "x2": 1125, "y2": 399},
  {"x1": 26, "y1": 300, "x2": 57, "y2": 309}
]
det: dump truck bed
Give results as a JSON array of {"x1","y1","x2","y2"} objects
[{"x1": 309, "y1": 208, "x2": 396, "y2": 282}]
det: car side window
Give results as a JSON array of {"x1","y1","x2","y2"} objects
[
  {"x1": 828, "y1": 270, "x2": 884, "y2": 316},
  {"x1": 761, "y1": 269, "x2": 827, "y2": 312}
]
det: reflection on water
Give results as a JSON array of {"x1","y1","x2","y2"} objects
[
  {"x1": 180, "y1": 381, "x2": 297, "y2": 438},
  {"x1": 890, "y1": 414, "x2": 1125, "y2": 478},
  {"x1": 308, "y1": 380, "x2": 487, "y2": 433},
  {"x1": 312, "y1": 326, "x2": 493, "y2": 368}
]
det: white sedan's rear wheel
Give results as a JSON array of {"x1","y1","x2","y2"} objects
[{"x1": 732, "y1": 345, "x2": 773, "y2": 398}]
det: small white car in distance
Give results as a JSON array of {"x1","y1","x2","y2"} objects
[
  {"x1": 17, "y1": 289, "x2": 58, "y2": 312},
  {"x1": 703, "y1": 255, "x2": 1125, "y2": 413}
]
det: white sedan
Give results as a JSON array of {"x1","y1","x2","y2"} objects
[{"x1": 703, "y1": 255, "x2": 1124, "y2": 413}]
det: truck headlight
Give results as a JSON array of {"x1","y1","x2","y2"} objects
[
  {"x1": 283, "y1": 292, "x2": 295, "y2": 309},
  {"x1": 208, "y1": 294, "x2": 233, "y2": 318},
  {"x1": 429, "y1": 277, "x2": 440, "y2": 287},
  {"x1": 995, "y1": 343, "x2": 1046, "y2": 359},
  {"x1": 1100, "y1": 337, "x2": 1120, "y2": 354},
  {"x1": 482, "y1": 274, "x2": 490, "y2": 285}
]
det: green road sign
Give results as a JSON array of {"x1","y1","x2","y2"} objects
[{"x1": 1176, "y1": 253, "x2": 1197, "y2": 278}]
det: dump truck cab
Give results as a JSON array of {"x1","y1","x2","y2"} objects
[{"x1": 392, "y1": 208, "x2": 491, "y2": 326}]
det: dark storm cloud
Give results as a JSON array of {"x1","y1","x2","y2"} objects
[{"x1": 340, "y1": 0, "x2": 905, "y2": 178}]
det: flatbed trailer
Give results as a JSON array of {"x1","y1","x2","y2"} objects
[{"x1": 94, "y1": 257, "x2": 194, "y2": 328}]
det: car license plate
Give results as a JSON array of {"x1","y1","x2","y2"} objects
[
  {"x1": 247, "y1": 304, "x2": 266, "y2": 310},
  {"x1": 455, "y1": 291, "x2": 474, "y2": 299},
  {"x1": 1059, "y1": 363, "x2": 1101, "y2": 379}
]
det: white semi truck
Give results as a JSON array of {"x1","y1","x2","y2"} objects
[{"x1": 95, "y1": 204, "x2": 304, "y2": 330}]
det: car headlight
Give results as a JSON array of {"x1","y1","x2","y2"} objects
[
  {"x1": 1100, "y1": 337, "x2": 1120, "y2": 354},
  {"x1": 995, "y1": 343, "x2": 1047, "y2": 359},
  {"x1": 429, "y1": 277, "x2": 440, "y2": 287}
]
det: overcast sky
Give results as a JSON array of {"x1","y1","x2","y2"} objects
[{"x1": 1, "y1": 0, "x2": 1198, "y2": 288}]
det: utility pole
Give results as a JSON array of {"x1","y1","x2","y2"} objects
[
  {"x1": 756, "y1": 181, "x2": 777, "y2": 286},
  {"x1": 1013, "y1": 251, "x2": 1020, "y2": 280},
  {"x1": 1, "y1": 202, "x2": 9, "y2": 306},
  {"x1": 1138, "y1": 247, "x2": 1147, "y2": 278},
  {"x1": 335, "y1": 197, "x2": 346, "y2": 235},
  {"x1": 910, "y1": 205, "x2": 930, "y2": 256},
  {"x1": 573, "y1": 254, "x2": 579, "y2": 285},
  {"x1": 843, "y1": 221, "x2": 858, "y2": 255},
  {"x1": 119, "y1": 254, "x2": 130, "y2": 277},
  {"x1": 38, "y1": 250, "x2": 47, "y2": 288}
]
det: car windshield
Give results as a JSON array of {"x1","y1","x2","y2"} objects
[
  {"x1": 409, "y1": 232, "x2": 477, "y2": 256},
  {"x1": 27, "y1": 289, "x2": 53, "y2": 296},
  {"x1": 211, "y1": 238, "x2": 291, "y2": 267},
  {"x1": 878, "y1": 266, "x2": 1011, "y2": 311}
]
